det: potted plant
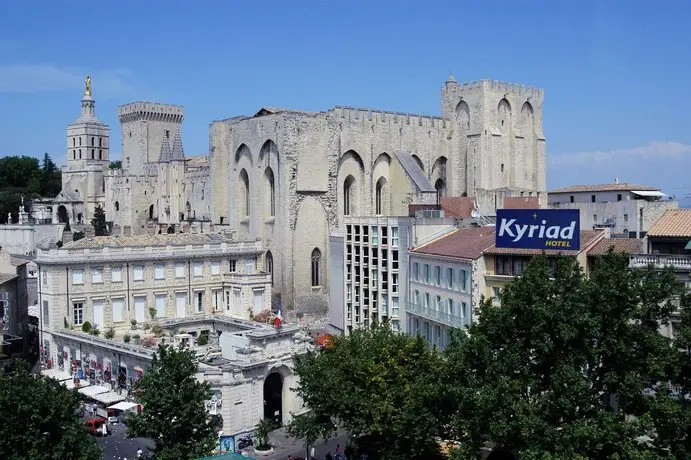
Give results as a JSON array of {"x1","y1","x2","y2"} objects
[
  {"x1": 132, "y1": 334, "x2": 141, "y2": 345},
  {"x1": 130, "y1": 319, "x2": 137, "y2": 330},
  {"x1": 123, "y1": 334, "x2": 131, "y2": 343},
  {"x1": 104, "y1": 328, "x2": 115, "y2": 339},
  {"x1": 253, "y1": 418, "x2": 274, "y2": 456},
  {"x1": 148, "y1": 307, "x2": 157, "y2": 321},
  {"x1": 81, "y1": 321, "x2": 92, "y2": 333}
]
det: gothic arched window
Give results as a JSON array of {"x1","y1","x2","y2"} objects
[
  {"x1": 239, "y1": 169, "x2": 250, "y2": 217},
  {"x1": 265, "y1": 167, "x2": 275, "y2": 217},
  {"x1": 343, "y1": 176, "x2": 355, "y2": 216},
  {"x1": 311, "y1": 248, "x2": 321, "y2": 287},
  {"x1": 115, "y1": 201, "x2": 119, "y2": 211},
  {"x1": 266, "y1": 251, "x2": 274, "y2": 286}
]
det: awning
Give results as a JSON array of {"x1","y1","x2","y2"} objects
[
  {"x1": 632, "y1": 190, "x2": 668, "y2": 198},
  {"x1": 685, "y1": 240, "x2": 691, "y2": 250},
  {"x1": 63, "y1": 379, "x2": 90, "y2": 390},
  {"x1": 108, "y1": 401, "x2": 138, "y2": 411},
  {"x1": 40, "y1": 369, "x2": 73, "y2": 381},
  {"x1": 78, "y1": 385, "x2": 111, "y2": 398},
  {"x1": 91, "y1": 391, "x2": 126, "y2": 405}
]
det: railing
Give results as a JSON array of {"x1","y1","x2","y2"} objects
[
  {"x1": 51, "y1": 329, "x2": 155, "y2": 359},
  {"x1": 36, "y1": 241, "x2": 264, "y2": 264},
  {"x1": 629, "y1": 254, "x2": 691, "y2": 271},
  {"x1": 224, "y1": 272, "x2": 271, "y2": 284},
  {"x1": 405, "y1": 302, "x2": 466, "y2": 328}
]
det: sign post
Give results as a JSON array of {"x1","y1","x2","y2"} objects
[{"x1": 495, "y1": 209, "x2": 580, "y2": 250}]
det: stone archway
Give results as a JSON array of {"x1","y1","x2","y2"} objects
[
  {"x1": 263, "y1": 372, "x2": 283, "y2": 427},
  {"x1": 57, "y1": 205, "x2": 69, "y2": 224}
]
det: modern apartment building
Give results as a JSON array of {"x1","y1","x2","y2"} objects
[
  {"x1": 548, "y1": 182, "x2": 677, "y2": 237},
  {"x1": 329, "y1": 215, "x2": 456, "y2": 334},
  {"x1": 36, "y1": 233, "x2": 271, "y2": 358},
  {"x1": 407, "y1": 226, "x2": 495, "y2": 349}
]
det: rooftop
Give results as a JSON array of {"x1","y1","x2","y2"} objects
[
  {"x1": 0, "y1": 273, "x2": 18, "y2": 285},
  {"x1": 483, "y1": 229, "x2": 604, "y2": 256},
  {"x1": 503, "y1": 197, "x2": 540, "y2": 209},
  {"x1": 647, "y1": 209, "x2": 691, "y2": 238},
  {"x1": 412, "y1": 226, "x2": 496, "y2": 260},
  {"x1": 587, "y1": 238, "x2": 644, "y2": 256},
  {"x1": 63, "y1": 233, "x2": 237, "y2": 250},
  {"x1": 549, "y1": 183, "x2": 659, "y2": 194},
  {"x1": 440, "y1": 197, "x2": 475, "y2": 218}
]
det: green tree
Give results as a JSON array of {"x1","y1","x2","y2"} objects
[
  {"x1": 91, "y1": 205, "x2": 108, "y2": 236},
  {"x1": 108, "y1": 160, "x2": 122, "y2": 170},
  {"x1": 40, "y1": 153, "x2": 62, "y2": 197},
  {"x1": 445, "y1": 252, "x2": 687, "y2": 459},
  {"x1": 127, "y1": 343, "x2": 216, "y2": 460},
  {"x1": 288, "y1": 323, "x2": 450, "y2": 460},
  {"x1": 0, "y1": 361, "x2": 102, "y2": 460}
]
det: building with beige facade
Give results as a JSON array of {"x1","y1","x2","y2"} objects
[{"x1": 35, "y1": 233, "x2": 271, "y2": 359}]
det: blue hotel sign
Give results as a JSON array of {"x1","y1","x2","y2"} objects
[{"x1": 495, "y1": 209, "x2": 580, "y2": 250}]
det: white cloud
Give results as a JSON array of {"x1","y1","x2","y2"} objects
[
  {"x1": 0, "y1": 64, "x2": 136, "y2": 98},
  {"x1": 548, "y1": 141, "x2": 691, "y2": 204}
]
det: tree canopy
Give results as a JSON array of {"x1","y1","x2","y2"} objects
[
  {"x1": 0, "y1": 361, "x2": 102, "y2": 460},
  {"x1": 287, "y1": 322, "x2": 451, "y2": 460},
  {"x1": 127, "y1": 343, "x2": 216, "y2": 460},
  {"x1": 91, "y1": 204, "x2": 108, "y2": 236},
  {"x1": 0, "y1": 154, "x2": 62, "y2": 223},
  {"x1": 445, "y1": 252, "x2": 691, "y2": 459}
]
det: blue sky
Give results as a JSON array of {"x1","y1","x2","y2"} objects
[{"x1": 1, "y1": 0, "x2": 689, "y2": 205}]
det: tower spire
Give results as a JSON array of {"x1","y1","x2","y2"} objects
[{"x1": 79, "y1": 75, "x2": 97, "y2": 121}]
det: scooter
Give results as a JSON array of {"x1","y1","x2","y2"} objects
[{"x1": 237, "y1": 434, "x2": 254, "y2": 450}]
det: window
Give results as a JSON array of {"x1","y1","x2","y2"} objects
[
  {"x1": 371, "y1": 269, "x2": 378, "y2": 287},
  {"x1": 265, "y1": 251, "x2": 273, "y2": 286},
  {"x1": 624, "y1": 213, "x2": 629, "y2": 222},
  {"x1": 114, "y1": 201, "x2": 120, "y2": 211},
  {"x1": 311, "y1": 248, "x2": 321, "y2": 287},
  {"x1": 91, "y1": 136, "x2": 95, "y2": 146},
  {"x1": 459, "y1": 269, "x2": 468, "y2": 291},
  {"x1": 155, "y1": 294, "x2": 166, "y2": 318},
  {"x1": 239, "y1": 169, "x2": 250, "y2": 217},
  {"x1": 570, "y1": 195, "x2": 574, "y2": 203},
  {"x1": 371, "y1": 226, "x2": 379, "y2": 246},
  {"x1": 593, "y1": 214, "x2": 598, "y2": 222},
  {"x1": 448, "y1": 298, "x2": 455, "y2": 316},
  {"x1": 343, "y1": 177, "x2": 354, "y2": 215},
  {"x1": 392, "y1": 273, "x2": 398, "y2": 293},
  {"x1": 617, "y1": 194, "x2": 622, "y2": 202},
  {"x1": 435, "y1": 266, "x2": 441, "y2": 286},
  {"x1": 196, "y1": 292, "x2": 204, "y2": 313},
  {"x1": 245, "y1": 258, "x2": 255, "y2": 274},
  {"x1": 229, "y1": 260, "x2": 237, "y2": 273},
  {"x1": 266, "y1": 168, "x2": 275, "y2": 217},
  {"x1": 92, "y1": 267, "x2": 103, "y2": 284},
  {"x1": 193, "y1": 262, "x2": 203, "y2": 277},
  {"x1": 133, "y1": 265, "x2": 144, "y2": 281},
  {"x1": 72, "y1": 269, "x2": 84, "y2": 285},
  {"x1": 435, "y1": 295, "x2": 442, "y2": 310},
  {"x1": 175, "y1": 263, "x2": 185, "y2": 278},
  {"x1": 591, "y1": 195, "x2": 596, "y2": 203},
  {"x1": 73, "y1": 302, "x2": 84, "y2": 326},
  {"x1": 391, "y1": 227, "x2": 399, "y2": 247},
  {"x1": 91, "y1": 149, "x2": 95, "y2": 159},
  {"x1": 492, "y1": 287, "x2": 501, "y2": 302},
  {"x1": 212, "y1": 289, "x2": 222, "y2": 311},
  {"x1": 512, "y1": 258, "x2": 531, "y2": 276},
  {"x1": 496, "y1": 256, "x2": 511, "y2": 276},
  {"x1": 225, "y1": 290, "x2": 231, "y2": 311},
  {"x1": 99, "y1": 137, "x2": 102, "y2": 147},
  {"x1": 42, "y1": 269, "x2": 48, "y2": 286},
  {"x1": 424, "y1": 293, "x2": 430, "y2": 307},
  {"x1": 414, "y1": 263, "x2": 419, "y2": 281},
  {"x1": 461, "y1": 301, "x2": 469, "y2": 323},
  {"x1": 154, "y1": 264, "x2": 165, "y2": 280},
  {"x1": 111, "y1": 267, "x2": 122, "y2": 283},
  {"x1": 425, "y1": 264, "x2": 430, "y2": 283},
  {"x1": 211, "y1": 261, "x2": 220, "y2": 275},
  {"x1": 392, "y1": 297, "x2": 399, "y2": 317},
  {"x1": 447, "y1": 268, "x2": 454, "y2": 289}
]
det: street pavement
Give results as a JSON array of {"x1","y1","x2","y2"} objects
[
  {"x1": 236, "y1": 427, "x2": 351, "y2": 460},
  {"x1": 96, "y1": 423, "x2": 154, "y2": 459}
]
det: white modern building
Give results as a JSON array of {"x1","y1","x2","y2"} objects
[
  {"x1": 548, "y1": 182, "x2": 677, "y2": 237},
  {"x1": 36, "y1": 233, "x2": 271, "y2": 360},
  {"x1": 406, "y1": 226, "x2": 495, "y2": 349}
]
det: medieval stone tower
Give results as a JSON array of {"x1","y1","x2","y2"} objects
[{"x1": 57, "y1": 76, "x2": 110, "y2": 226}]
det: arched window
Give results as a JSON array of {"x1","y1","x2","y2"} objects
[
  {"x1": 149, "y1": 204, "x2": 154, "y2": 220},
  {"x1": 114, "y1": 201, "x2": 119, "y2": 211},
  {"x1": 343, "y1": 176, "x2": 355, "y2": 216},
  {"x1": 266, "y1": 251, "x2": 274, "y2": 286},
  {"x1": 375, "y1": 177, "x2": 388, "y2": 215},
  {"x1": 311, "y1": 248, "x2": 321, "y2": 287},
  {"x1": 265, "y1": 167, "x2": 275, "y2": 217},
  {"x1": 239, "y1": 169, "x2": 250, "y2": 217},
  {"x1": 435, "y1": 179, "x2": 446, "y2": 204}
]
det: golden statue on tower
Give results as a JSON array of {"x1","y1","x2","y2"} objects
[{"x1": 85, "y1": 75, "x2": 92, "y2": 96}]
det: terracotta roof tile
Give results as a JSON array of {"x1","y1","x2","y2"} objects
[
  {"x1": 483, "y1": 230, "x2": 604, "y2": 256},
  {"x1": 549, "y1": 183, "x2": 659, "y2": 194},
  {"x1": 587, "y1": 238, "x2": 644, "y2": 256},
  {"x1": 412, "y1": 226, "x2": 496, "y2": 260},
  {"x1": 647, "y1": 209, "x2": 691, "y2": 238},
  {"x1": 440, "y1": 197, "x2": 475, "y2": 218},
  {"x1": 502, "y1": 197, "x2": 539, "y2": 209}
]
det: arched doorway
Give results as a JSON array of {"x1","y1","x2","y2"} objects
[
  {"x1": 57, "y1": 205, "x2": 69, "y2": 224},
  {"x1": 263, "y1": 372, "x2": 283, "y2": 427},
  {"x1": 167, "y1": 226, "x2": 175, "y2": 234}
]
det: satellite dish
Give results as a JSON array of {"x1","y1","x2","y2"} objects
[{"x1": 471, "y1": 210, "x2": 480, "y2": 218}]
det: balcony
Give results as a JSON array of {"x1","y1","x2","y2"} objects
[
  {"x1": 629, "y1": 254, "x2": 691, "y2": 271},
  {"x1": 406, "y1": 302, "x2": 465, "y2": 328}
]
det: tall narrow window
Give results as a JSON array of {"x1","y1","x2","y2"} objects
[
  {"x1": 266, "y1": 251, "x2": 274, "y2": 286},
  {"x1": 343, "y1": 176, "x2": 355, "y2": 216},
  {"x1": 311, "y1": 248, "x2": 321, "y2": 287},
  {"x1": 239, "y1": 169, "x2": 250, "y2": 217},
  {"x1": 265, "y1": 167, "x2": 275, "y2": 217},
  {"x1": 375, "y1": 177, "x2": 388, "y2": 215}
]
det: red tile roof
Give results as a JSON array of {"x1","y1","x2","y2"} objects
[
  {"x1": 483, "y1": 230, "x2": 604, "y2": 256},
  {"x1": 587, "y1": 238, "x2": 644, "y2": 256},
  {"x1": 502, "y1": 197, "x2": 540, "y2": 209},
  {"x1": 412, "y1": 226, "x2": 496, "y2": 260},
  {"x1": 647, "y1": 209, "x2": 691, "y2": 238},
  {"x1": 440, "y1": 197, "x2": 475, "y2": 218}
]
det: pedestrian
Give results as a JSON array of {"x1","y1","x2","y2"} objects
[{"x1": 137, "y1": 448, "x2": 143, "y2": 458}]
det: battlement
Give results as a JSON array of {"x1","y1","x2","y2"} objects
[
  {"x1": 330, "y1": 106, "x2": 448, "y2": 129},
  {"x1": 453, "y1": 80, "x2": 544, "y2": 100},
  {"x1": 118, "y1": 102, "x2": 185, "y2": 123}
]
